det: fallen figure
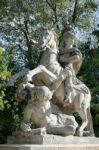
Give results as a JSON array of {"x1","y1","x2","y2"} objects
[{"x1": 16, "y1": 81, "x2": 78, "y2": 136}]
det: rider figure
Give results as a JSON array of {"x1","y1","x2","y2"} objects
[{"x1": 58, "y1": 24, "x2": 82, "y2": 105}]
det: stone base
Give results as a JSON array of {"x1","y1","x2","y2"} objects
[
  {"x1": 0, "y1": 144, "x2": 99, "y2": 150},
  {"x1": 7, "y1": 131, "x2": 99, "y2": 145},
  {"x1": 1, "y1": 134, "x2": 99, "y2": 150}
]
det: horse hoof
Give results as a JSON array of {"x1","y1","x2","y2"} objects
[{"x1": 76, "y1": 130, "x2": 83, "y2": 137}]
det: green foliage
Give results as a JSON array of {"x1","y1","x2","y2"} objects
[
  {"x1": 0, "y1": 84, "x2": 24, "y2": 144},
  {"x1": 0, "y1": 48, "x2": 12, "y2": 143},
  {"x1": 0, "y1": 48, "x2": 24, "y2": 143},
  {"x1": 93, "y1": 25, "x2": 99, "y2": 41},
  {"x1": 0, "y1": 48, "x2": 10, "y2": 111},
  {"x1": 25, "y1": 47, "x2": 40, "y2": 69},
  {"x1": 85, "y1": 0, "x2": 97, "y2": 11}
]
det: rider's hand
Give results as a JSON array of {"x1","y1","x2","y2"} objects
[{"x1": 60, "y1": 69, "x2": 67, "y2": 80}]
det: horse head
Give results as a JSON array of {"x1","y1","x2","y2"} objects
[{"x1": 40, "y1": 28, "x2": 57, "y2": 52}]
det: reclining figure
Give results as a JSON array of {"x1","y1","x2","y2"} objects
[{"x1": 19, "y1": 82, "x2": 78, "y2": 136}]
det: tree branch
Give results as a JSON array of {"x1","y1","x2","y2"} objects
[
  {"x1": 46, "y1": 0, "x2": 55, "y2": 10},
  {"x1": 46, "y1": 0, "x2": 59, "y2": 29},
  {"x1": 21, "y1": 22, "x2": 33, "y2": 68},
  {"x1": 72, "y1": 0, "x2": 79, "y2": 25}
]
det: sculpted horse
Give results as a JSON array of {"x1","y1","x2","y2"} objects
[
  {"x1": 35, "y1": 28, "x2": 94, "y2": 136},
  {"x1": 8, "y1": 28, "x2": 94, "y2": 136}
]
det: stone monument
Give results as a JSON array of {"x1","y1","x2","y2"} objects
[{"x1": 5, "y1": 24, "x2": 97, "y2": 147}]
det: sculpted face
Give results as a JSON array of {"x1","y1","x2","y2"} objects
[
  {"x1": 64, "y1": 37, "x2": 74, "y2": 46},
  {"x1": 63, "y1": 31, "x2": 75, "y2": 47},
  {"x1": 34, "y1": 86, "x2": 52, "y2": 102},
  {"x1": 15, "y1": 87, "x2": 29, "y2": 102}
]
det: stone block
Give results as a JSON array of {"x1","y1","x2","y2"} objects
[
  {"x1": 0, "y1": 144, "x2": 99, "y2": 150},
  {"x1": 7, "y1": 132, "x2": 99, "y2": 145}
]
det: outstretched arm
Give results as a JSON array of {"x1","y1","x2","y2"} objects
[{"x1": 59, "y1": 48, "x2": 82, "y2": 64}]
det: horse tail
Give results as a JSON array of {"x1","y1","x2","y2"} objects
[{"x1": 73, "y1": 84, "x2": 90, "y2": 95}]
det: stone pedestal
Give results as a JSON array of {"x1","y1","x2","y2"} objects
[
  {"x1": 0, "y1": 144, "x2": 99, "y2": 150},
  {"x1": 7, "y1": 133, "x2": 99, "y2": 145},
  {"x1": 1, "y1": 135, "x2": 99, "y2": 150}
]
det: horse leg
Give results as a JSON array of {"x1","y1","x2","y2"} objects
[
  {"x1": 24, "y1": 65, "x2": 56, "y2": 83},
  {"x1": 23, "y1": 65, "x2": 43, "y2": 82},
  {"x1": 34, "y1": 66, "x2": 57, "y2": 86},
  {"x1": 34, "y1": 65, "x2": 66, "y2": 92},
  {"x1": 85, "y1": 107, "x2": 94, "y2": 136},
  {"x1": 77, "y1": 108, "x2": 88, "y2": 136}
]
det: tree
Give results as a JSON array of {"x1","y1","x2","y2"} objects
[{"x1": 0, "y1": 0, "x2": 98, "y2": 69}]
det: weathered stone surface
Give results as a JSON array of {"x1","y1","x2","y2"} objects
[
  {"x1": 7, "y1": 133, "x2": 99, "y2": 145},
  {"x1": 8, "y1": 26, "x2": 94, "y2": 140},
  {"x1": 1, "y1": 143, "x2": 99, "y2": 150}
]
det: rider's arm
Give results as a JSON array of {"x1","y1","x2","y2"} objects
[
  {"x1": 59, "y1": 55, "x2": 81, "y2": 63},
  {"x1": 59, "y1": 48, "x2": 82, "y2": 63}
]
